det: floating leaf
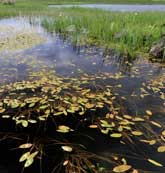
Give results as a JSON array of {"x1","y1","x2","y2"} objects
[
  {"x1": 110, "y1": 133, "x2": 122, "y2": 138},
  {"x1": 63, "y1": 160, "x2": 69, "y2": 166},
  {"x1": 2, "y1": 115, "x2": 10, "y2": 118},
  {"x1": 19, "y1": 152, "x2": 30, "y2": 162},
  {"x1": 11, "y1": 102, "x2": 19, "y2": 109},
  {"x1": 123, "y1": 115, "x2": 132, "y2": 120},
  {"x1": 24, "y1": 157, "x2": 34, "y2": 168},
  {"x1": 113, "y1": 164, "x2": 132, "y2": 173},
  {"x1": 19, "y1": 143, "x2": 33, "y2": 149},
  {"x1": 22, "y1": 120, "x2": 28, "y2": 127},
  {"x1": 89, "y1": 125, "x2": 98, "y2": 129},
  {"x1": 131, "y1": 131, "x2": 143, "y2": 136},
  {"x1": 57, "y1": 125, "x2": 71, "y2": 133},
  {"x1": 157, "y1": 146, "x2": 165, "y2": 153},
  {"x1": 140, "y1": 139, "x2": 156, "y2": 145},
  {"x1": 39, "y1": 105, "x2": 48, "y2": 110},
  {"x1": 61, "y1": 146, "x2": 73, "y2": 152},
  {"x1": 150, "y1": 121, "x2": 162, "y2": 128},
  {"x1": 133, "y1": 117, "x2": 144, "y2": 122},
  {"x1": 29, "y1": 151, "x2": 39, "y2": 159},
  {"x1": 0, "y1": 108, "x2": 5, "y2": 113},
  {"x1": 29, "y1": 103, "x2": 36, "y2": 108},
  {"x1": 28, "y1": 119, "x2": 37, "y2": 123},
  {"x1": 132, "y1": 169, "x2": 139, "y2": 173},
  {"x1": 162, "y1": 130, "x2": 165, "y2": 137},
  {"x1": 147, "y1": 159, "x2": 163, "y2": 167},
  {"x1": 146, "y1": 110, "x2": 152, "y2": 116},
  {"x1": 101, "y1": 129, "x2": 109, "y2": 134}
]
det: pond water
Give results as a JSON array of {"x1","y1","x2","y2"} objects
[
  {"x1": 48, "y1": 4, "x2": 165, "y2": 12},
  {"x1": 0, "y1": 17, "x2": 165, "y2": 173}
]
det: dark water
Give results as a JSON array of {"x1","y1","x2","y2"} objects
[
  {"x1": 0, "y1": 17, "x2": 165, "y2": 172},
  {"x1": 48, "y1": 4, "x2": 165, "y2": 12}
]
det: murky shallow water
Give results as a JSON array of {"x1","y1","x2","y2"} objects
[
  {"x1": 0, "y1": 17, "x2": 165, "y2": 172},
  {"x1": 48, "y1": 4, "x2": 165, "y2": 12}
]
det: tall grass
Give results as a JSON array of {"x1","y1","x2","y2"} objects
[
  {"x1": 0, "y1": 0, "x2": 165, "y2": 54},
  {"x1": 42, "y1": 8, "x2": 165, "y2": 54}
]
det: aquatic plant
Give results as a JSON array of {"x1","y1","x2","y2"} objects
[
  {"x1": 42, "y1": 9, "x2": 165, "y2": 57},
  {"x1": 0, "y1": 65, "x2": 164, "y2": 172}
]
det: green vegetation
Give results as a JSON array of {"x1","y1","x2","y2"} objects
[
  {"x1": 42, "y1": 8, "x2": 165, "y2": 56},
  {"x1": 0, "y1": 0, "x2": 165, "y2": 56},
  {"x1": 0, "y1": 0, "x2": 165, "y2": 172},
  {"x1": 0, "y1": 61, "x2": 165, "y2": 172}
]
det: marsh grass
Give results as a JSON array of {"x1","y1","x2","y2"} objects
[
  {"x1": 0, "y1": 0, "x2": 165, "y2": 57},
  {"x1": 41, "y1": 8, "x2": 165, "y2": 56}
]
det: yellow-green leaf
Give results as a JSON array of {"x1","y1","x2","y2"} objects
[
  {"x1": 157, "y1": 146, "x2": 165, "y2": 153},
  {"x1": 61, "y1": 146, "x2": 73, "y2": 152},
  {"x1": 131, "y1": 131, "x2": 143, "y2": 136},
  {"x1": 150, "y1": 121, "x2": 162, "y2": 128},
  {"x1": 110, "y1": 133, "x2": 122, "y2": 138},
  {"x1": 19, "y1": 143, "x2": 32, "y2": 149},
  {"x1": 147, "y1": 159, "x2": 163, "y2": 167},
  {"x1": 24, "y1": 157, "x2": 34, "y2": 168},
  {"x1": 113, "y1": 164, "x2": 132, "y2": 173},
  {"x1": 146, "y1": 110, "x2": 152, "y2": 116},
  {"x1": 19, "y1": 152, "x2": 30, "y2": 162}
]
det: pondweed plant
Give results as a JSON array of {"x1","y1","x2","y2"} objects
[{"x1": 0, "y1": 58, "x2": 164, "y2": 172}]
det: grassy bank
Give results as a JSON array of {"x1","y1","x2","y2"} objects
[
  {"x1": 42, "y1": 8, "x2": 165, "y2": 56},
  {"x1": 0, "y1": 1, "x2": 165, "y2": 56}
]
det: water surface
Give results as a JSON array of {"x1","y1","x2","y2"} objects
[
  {"x1": 48, "y1": 4, "x2": 165, "y2": 12},
  {"x1": 0, "y1": 17, "x2": 164, "y2": 173}
]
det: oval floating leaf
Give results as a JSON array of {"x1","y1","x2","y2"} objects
[
  {"x1": 162, "y1": 130, "x2": 165, "y2": 137},
  {"x1": 150, "y1": 121, "x2": 162, "y2": 128},
  {"x1": 89, "y1": 125, "x2": 98, "y2": 129},
  {"x1": 157, "y1": 146, "x2": 165, "y2": 153},
  {"x1": 113, "y1": 164, "x2": 132, "y2": 173},
  {"x1": 61, "y1": 146, "x2": 73, "y2": 152},
  {"x1": 63, "y1": 160, "x2": 69, "y2": 166},
  {"x1": 22, "y1": 120, "x2": 28, "y2": 127},
  {"x1": 146, "y1": 110, "x2": 152, "y2": 116},
  {"x1": 19, "y1": 152, "x2": 30, "y2": 162},
  {"x1": 24, "y1": 157, "x2": 34, "y2": 168},
  {"x1": 110, "y1": 133, "x2": 122, "y2": 138},
  {"x1": 56, "y1": 125, "x2": 71, "y2": 133},
  {"x1": 131, "y1": 131, "x2": 143, "y2": 136},
  {"x1": 19, "y1": 143, "x2": 33, "y2": 149}
]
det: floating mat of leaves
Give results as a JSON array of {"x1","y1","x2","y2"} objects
[
  {"x1": 0, "y1": 27, "x2": 45, "y2": 51},
  {"x1": 0, "y1": 69, "x2": 164, "y2": 172}
]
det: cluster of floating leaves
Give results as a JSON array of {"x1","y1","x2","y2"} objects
[
  {"x1": 0, "y1": 68, "x2": 164, "y2": 172},
  {"x1": 0, "y1": 26, "x2": 45, "y2": 52},
  {"x1": 141, "y1": 74, "x2": 165, "y2": 101}
]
